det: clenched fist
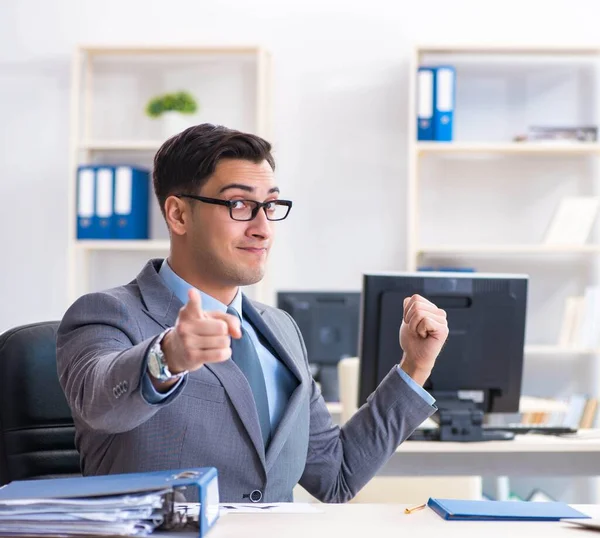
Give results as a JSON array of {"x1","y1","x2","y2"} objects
[
  {"x1": 153, "y1": 289, "x2": 242, "y2": 390},
  {"x1": 399, "y1": 294, "x2": 448, "y2": 386}
]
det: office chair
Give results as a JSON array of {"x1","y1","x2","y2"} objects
[{"x1": 0, "y1": 321, "x2": 80, "y2": 485}]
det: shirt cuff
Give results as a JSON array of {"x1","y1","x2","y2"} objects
[
  {"x1": 141, "y1": 369, "x2": 184, "y2": 404},
  {"x1": 396, "y1": 365, "x2": 436, "y2": 406}
]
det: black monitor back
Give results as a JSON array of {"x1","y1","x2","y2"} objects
[
  {"x1": 277, "y1": 291, "x2": 361, "y2": 365},
  {"x1": 358, "y1": 272, "x2": 528, "y2": 413}
]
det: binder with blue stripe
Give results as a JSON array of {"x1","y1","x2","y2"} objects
[
  {"x1": 94, "y1": 167, "x2": 114, "y2": 239},
  {"x1": 417, "y1": 67, "x2": 435, "y2": 140},
  {"x1": 76, "y1": 165, "x2": 96, "y2": 239},
  {"x1": 114, "y1": 166, "x2": 150, "y2": 240},
  {"x1": 432, "y1": 65, "x2": 455, "y2": 142}
]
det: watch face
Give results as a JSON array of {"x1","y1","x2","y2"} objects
[{"x1": 147, "y1": 347, "x2": 164, "y2": 380}]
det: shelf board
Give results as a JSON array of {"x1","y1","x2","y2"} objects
[
  {"x1": 416, "y1": 44, "x2": 600, "y2": 55},
  {"x1": 79, "y1": 140, "x2": 163, "y2": 152},
  {"x1": 81, "y1": 45, "x2": 262, "y2": 56},
  {"x1": 525, "y1": 345, "x2": 600, "y2": 356},
  {"x1": 74, "y1": 240, "x2": 170, "y2": 251},
  {"x1": 418, "y1": 244, "x2": 600, "y2": 255},
  {"x1": 415, "y1": 142, "x2": 600, "y2": 155}
]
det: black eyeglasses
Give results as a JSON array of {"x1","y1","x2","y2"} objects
[{"x1": 176, "y1": 194, "x2": 293, "y2": 222}]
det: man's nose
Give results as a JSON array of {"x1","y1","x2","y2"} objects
[{"x1": 248, "y1": 208, "x2": 272, "y2": 238}]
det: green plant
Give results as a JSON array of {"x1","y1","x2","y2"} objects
[{"x1": 145, "y1": 91, "x2": 198, "y2": 118}]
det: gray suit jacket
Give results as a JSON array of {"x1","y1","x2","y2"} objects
[{"x1": 56, "y1": 259, "x2": 435, "y2": 503}]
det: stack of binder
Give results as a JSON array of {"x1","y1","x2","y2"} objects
[
  {"x1": 77, "y1": 165, "x2": 150, "y2": 240},
  {"x1": 0, "y1": 467, "x2": 219, "y2": 537},
  {"x1": 416, "y1": 65, "x2": 456, "y2": 141}
]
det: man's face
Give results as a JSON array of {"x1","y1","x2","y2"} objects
[{"x1": 186, "y1": 158, "x2": 279, "y2": 288}]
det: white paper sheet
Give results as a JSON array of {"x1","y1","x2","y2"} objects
[{"x1": 219, "y1": 503, "x2": 323, "y2": 514}]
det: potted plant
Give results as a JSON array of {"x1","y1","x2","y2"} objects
[{"x1": 145, "y1": 91, "x2": 199, "y2": 137}]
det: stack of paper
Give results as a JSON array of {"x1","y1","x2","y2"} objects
[{"x1": 0, "y1": 490, "x2": 170, "y2": 537}]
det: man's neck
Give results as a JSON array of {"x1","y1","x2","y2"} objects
[{"x1": 166, "y1": 256, "x2": 238, "y2": 306}]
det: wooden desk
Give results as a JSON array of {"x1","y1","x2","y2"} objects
[
  {"x1": 203, "y1": 503, "x2": 600, "y2": 538},
  {"x1": 380, "y1": 431, "x2": 600, "y2": 477}
]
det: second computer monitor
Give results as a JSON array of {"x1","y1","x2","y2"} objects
[
  {"x1": 357, "y1": 272, "x2": 528, "y2": 439},
  {"x1": 277, "y1": 291, "x2": 361, "y2": 402}
]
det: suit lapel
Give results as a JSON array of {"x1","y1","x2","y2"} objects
[
  {"x1": 243, "y1": 297, "x2": 307, "y2": 472},
  {"x1": 137, "y1": 260, "x2": 183, "y2": 330},
  {"x1": 203, "y1": 360, "x2": 267, "y2": 471}
]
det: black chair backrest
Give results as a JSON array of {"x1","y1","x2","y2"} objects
[{"x1": 0, "y1": 321, "x2": 80, "y2": 485}]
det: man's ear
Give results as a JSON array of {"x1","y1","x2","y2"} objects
[{"x1": 164, "y1": 196, "x2": 190, "y2": 236}]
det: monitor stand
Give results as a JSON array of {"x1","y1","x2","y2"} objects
[{"x1": 412, "y1": 397, "x2": 514, "y2": 442}]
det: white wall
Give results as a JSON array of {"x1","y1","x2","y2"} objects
[{"x1": 2, "y1": 0, "x2": 600, "y2": 329}]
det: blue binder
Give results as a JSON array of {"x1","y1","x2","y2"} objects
[
  {"x1": 0, "y1": 467, "x2": 220, "y2": 537},
  {"x1": 417, "y1": 67, "x2": 435, "y2": 140},
  {"x1": 94, "y1": 166, "x2": 114, "y2": 239},
  {"x1": 114, "y1": 165, "x2": 150, "y2": 240},
  {"x1": 76, "y1": 165, "x2": 96, "y2": 239},
  {"x1": 432, "y1": 66, "x2": 455, "y2": 141},
  {"x1": 427, "y1": 497, "x2": 590, "y2": 521}
]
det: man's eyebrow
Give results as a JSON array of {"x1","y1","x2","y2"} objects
[{"x1": 218, "y1": 183, "x2": 280, "y2": 194}]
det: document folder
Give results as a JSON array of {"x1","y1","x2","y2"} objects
[
  {"x1": 416, "y1": 67, "x2": 435, "y2": 140},
  {"x1": 432, "y1": 66, "x2": 455, "y2": 142},
  {"x1": 0, "y1": 467, "x2": 219, "y2": 537},
  {"x1": 76, "y1": 166, "x2": 96, "y2": 239},
  {"x1": 114, "y1": 165, "x2": 150, "y2": 240},
  {"x1": 95, "y1": 167, "x2": 114, "y2": 239},
  {"x1": 427, "y1": 497, "x2": 590, "y2": 521}
]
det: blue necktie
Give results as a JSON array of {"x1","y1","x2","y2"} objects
[{"x1": 227, "y1": 307, "x2": 271, "y2": 448}]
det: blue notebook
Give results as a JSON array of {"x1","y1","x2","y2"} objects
[{"x1": 428, "y1": 498, "x2": 590, "y2": 521}]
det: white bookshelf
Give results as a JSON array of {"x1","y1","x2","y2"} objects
[
  {"x1": 67, "y1": 45, "x2": 273, "y2": 304},
  {"x1": 407, "y1": 44, "x2": 600, "y2": 502}
]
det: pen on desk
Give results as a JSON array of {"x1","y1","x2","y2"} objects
[{"x1": 404, "y1": 503, "x2": 427, "y2": 514}]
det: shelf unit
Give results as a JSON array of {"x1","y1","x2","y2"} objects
[
  {"x1": 406, "y1": 42, "x2": 600, "y2": 317},
  {"x1": 67, "y1": 45, "x2": 273, "y2": 305},
  {"x1": 406, "y1": 44, "x2": 600, "y2": 502}
]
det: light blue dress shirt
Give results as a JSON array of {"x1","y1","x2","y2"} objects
[{"x1": 141, "y1": 260, "x2": 435, "y2": 421}]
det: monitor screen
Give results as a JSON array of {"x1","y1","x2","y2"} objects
[{"x1": 357, "y1": 272, "x2": 528, "y2": 415}]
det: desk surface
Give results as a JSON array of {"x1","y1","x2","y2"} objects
[
  {"x1": 397, "y1": 430, "x2": 600, "y2": 453},
  {"x1": 204, "y1": 503, "x2": 600, "y2": 538},
  {"x1": 380, "y1": 430, "x2": 600, "y2": 477}
]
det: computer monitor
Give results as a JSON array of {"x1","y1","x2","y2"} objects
[
  {"x1": 357, "y1": 271, "x2": 528, "y2": 441},
  {"x1": 277, "y1": 291, "x2": 361, "y2": 402}
]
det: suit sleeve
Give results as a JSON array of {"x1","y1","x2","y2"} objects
[
  {"x1": 56, "y1": 292, "x2": 187, "y2": 434},
  {"x1": 286, "y1": 313, "x2": 436, "y2": 503}
]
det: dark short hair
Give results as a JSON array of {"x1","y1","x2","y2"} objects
[{"x1": 153, "y1": 123, "x2": 276, "y2": 216}]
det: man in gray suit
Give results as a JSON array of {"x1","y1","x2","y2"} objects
[{"x1": 57, "y1": 124, "x2": 448, "y2": 503}]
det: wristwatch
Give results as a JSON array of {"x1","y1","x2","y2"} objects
[{"x1": 147, "y1": 329, "x2": 188, "y2": 382}]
